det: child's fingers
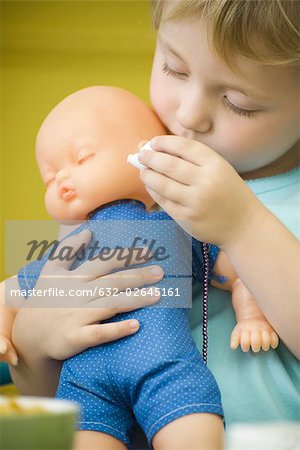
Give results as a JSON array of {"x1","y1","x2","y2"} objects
[
  {"x1": 150, "y1": 135, "x2": 216, "y2": 167},
  {"x1": 144, "y1": 186, "x2": 190, "y2": 223},
  {"x1": 250, "y1": 330, "x2": 262, "y2": 353},
  {"x1": 43, "y1": 229, "x2": 92, "y2": 273},
  {"x1": 140, "y1": 168, "x2": 189, "y2": 205},
  {"x1": 139, "y1": 150, "x2": 197, "y2": 186},
  {"x1": 74, "y1": 248, "x2": 157, "y2": 280},
  {"x1": 271, "y1": 332, "x2": 279, "y2": 349},
  {"x1": 230, "y1": 330, "x2": 240, "y2": 350},
  {"x1": 240, "y1": 330, "x2": 251, "y2": 352},
  {"x1": 75, "y1": 321, "x2": 140, "y2": 352}
]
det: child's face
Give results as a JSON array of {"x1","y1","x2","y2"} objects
[{"x1": 150, "y1": 16, "x2": 300, "y2": 175}]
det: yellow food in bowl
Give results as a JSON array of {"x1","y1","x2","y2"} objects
[{"x1": 0, "y1": 397, "x2": 49, "y2": 416}]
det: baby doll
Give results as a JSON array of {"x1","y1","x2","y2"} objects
[{"x1": 1, "y1": 87, "x2": 278, "y2": 449}]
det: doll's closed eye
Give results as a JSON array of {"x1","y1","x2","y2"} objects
[{"x1": 77, "y1": 152, "x2": 96, "y2": 165}]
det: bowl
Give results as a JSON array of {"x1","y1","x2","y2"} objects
[{"x1": 0, "y1": 396, "x2": 79, "y2": 450}]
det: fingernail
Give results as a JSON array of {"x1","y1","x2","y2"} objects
[
  {"x1": 138, "y1": 151, "x2": 146, "y2": 160},
  {"x1": 151, "y1": 266, "x2": 164, "y2": 277},
  {"x1": 149, "y1": 138, "x2": 157, "y2": 148},
  {"x1": 140, "y1": 140, "x2": 154, "y2": 152},
  {"x1": 11, "y1": 356, "x2": 18, "y2": 366},
  {"x1": 150, "y1": 290, "x2": 161, "y2": 300},
  {"x1": 129, "y1": 320, "x2": 139, "y2": 331},
  {"x1": 0, "y1": 343, "x2": 7, "y2": 354}
]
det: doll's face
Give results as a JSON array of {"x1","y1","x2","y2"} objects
[{"x1": 36, "y1": 87, "x2": 162, "y2": 222}]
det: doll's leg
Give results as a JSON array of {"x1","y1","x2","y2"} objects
[
  {"x1": 152, "y1": 413, "x2": 224, "y2": 450},
  {"x1": 212, "y1": 251, "x2": 279, "y2": 352},
  {"x1": 74, "y1": 430, "x2": 127, "y2": 450},
  {"x1": 230, "y1": 278, "x2": 279, "y2": 352}
]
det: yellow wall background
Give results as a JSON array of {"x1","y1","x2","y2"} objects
[{"x1": 1, "y1": 0, "x2": 156, "y2": 280}]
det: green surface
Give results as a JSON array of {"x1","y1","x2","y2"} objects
[{"x1": 0, "y1": 409, "x2": 76, "y2": 450}]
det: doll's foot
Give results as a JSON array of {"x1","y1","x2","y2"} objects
[
  {"x1": 230, "y1": 318, "x2": 279, "y2": 353},
  {"x1": 0, "y1": 336, "x2": 18, "y2": 365}
]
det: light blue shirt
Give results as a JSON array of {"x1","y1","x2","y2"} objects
[{"x1": 190, "y1": 167, "x2": 300, "y2": 424}]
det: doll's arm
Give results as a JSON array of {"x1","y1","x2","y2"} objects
[
  {"x1": 0, "y1": 281, "x2": 19, "y2": 365},
  {"x1": 212, "y1": 252, "x2": 279, "y2": 352}
]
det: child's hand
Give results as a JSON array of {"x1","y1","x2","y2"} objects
[
  {"x1": 12, "y1": 230, "x2": 163, "y2": 362},
  {"x1": 230, "y1": 318, "x2": 279, "y2": 353},
  {"x1": 138, "y1": 135, "x2": 261, "y2": 247},
  {"x1": 0, "y1": 335, "x2": 18, "y2": 366}
]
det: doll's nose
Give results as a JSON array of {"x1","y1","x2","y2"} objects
[{"x1": 55, "y1": 169, "x2": 70, "y2": 184}]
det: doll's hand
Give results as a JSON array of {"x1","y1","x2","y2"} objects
[
  {"x1": 0, "y1": 335, "x2": 18, "y2": 366},
  {"x1": 0, "y1": 297, "x2": 19, "y2": 365},
  {"x1": 230, "y1": 318, "x2": 279, "y2": 352},
  {"x1": 138, "y1": 135, "x2": 262, "y2": 247}
]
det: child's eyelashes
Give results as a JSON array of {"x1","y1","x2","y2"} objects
[
  {"x1": 161, "y1": 63, "x2": 188, "y2": 80},
  {"x1": 223, "y1": 96, "x2": 259, "y2": 118}
]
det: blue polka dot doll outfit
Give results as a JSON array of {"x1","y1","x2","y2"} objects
[{"x1": 18, "y1": 200, "x2": 224, "y2": 447}]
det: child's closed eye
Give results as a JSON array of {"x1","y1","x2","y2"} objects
[
  {"x1": 162, "y1": 60, "x2": 260, "y2": 119},
  {"x1": 161, "y1": 63, "x2": 188, "y2": 80},
  {"x1": 223, "y1": 95, "x2": 260, "y2": 118}
]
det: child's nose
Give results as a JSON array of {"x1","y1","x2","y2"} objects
[
  {"x1": 55, "y1": 169, "x2": 70, "y2": 184},
  {"x1": 176, "y1": 96, "x2": 213, "y2": 134}
]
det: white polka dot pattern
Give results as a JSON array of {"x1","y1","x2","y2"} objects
[{"x1": 18, "y1": 200, "x2": 223, "y2": 447}]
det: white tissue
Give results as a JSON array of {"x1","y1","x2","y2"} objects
[{"x1": 127, "y1": 141, "x2": 153, "y2": 170}]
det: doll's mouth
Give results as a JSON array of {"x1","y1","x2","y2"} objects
[{"x1": 60, "y1": 187, "x2": 75, "y2": 200}]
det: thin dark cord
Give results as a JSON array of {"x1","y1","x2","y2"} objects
[{"x1": 201, "y1": 242, "x2": 210, "y2": 365}]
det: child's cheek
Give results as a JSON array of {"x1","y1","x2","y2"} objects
[{"x1": 150, "y1": 77, "x2": 162, "y2": 112}]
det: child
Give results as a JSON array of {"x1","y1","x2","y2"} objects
[
  {"x1": 140, "y1": 0, "x2": 300, "y2": 424},
  {"x1": 8, "y1": 0, "x2": 300, "y2": 444}
]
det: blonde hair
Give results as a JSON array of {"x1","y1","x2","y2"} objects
[{"x1": 152, "y1": 0, "x2": 300, "y2": 67}]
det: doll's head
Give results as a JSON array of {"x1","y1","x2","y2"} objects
[{"x1": 36, "y1": 86, "x2": 167, "y2": 222}]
